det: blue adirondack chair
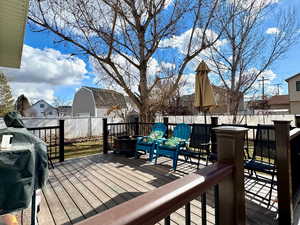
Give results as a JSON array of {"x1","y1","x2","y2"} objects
[
  {"x1": 154, "y1": 123, "x2": 191, "y2": 170},
  {"x1": 135, "y1": 123, "x2": 167, "y2": 161}
]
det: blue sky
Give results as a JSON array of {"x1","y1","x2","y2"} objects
[{"x1": 1, "y1": 0, "x2": 300, "y2": 105}]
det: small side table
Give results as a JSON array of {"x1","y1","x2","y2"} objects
[{"x1": 113, "y1": 136, "x2": 141, "y2": 156}]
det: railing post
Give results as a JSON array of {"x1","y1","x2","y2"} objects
[
  {"x1": 134, "y1": 117, "x2": 139, "y2": 136},
  {"x1": 295, "y1": 115, "x2": 300, "y2": 128},
  {"x1": 214, "y1": 126, "x2": 247, "y2": 225},
  {"x1": 163, "y1": 117, "x2": 169, "y2": 138},
  {"x1": 103, "y1": 118, "x2": 108, "y2": 154},
  {"x1": 59, "y1": 119, "x2": 65, "y2": 162},
  {"x1": 274, "y1": 120, "x2": 293, "y2": 225},
  {"x1": 211, "y1": 117, "x2": 218, "y2": 158}
]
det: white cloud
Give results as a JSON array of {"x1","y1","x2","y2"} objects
[
  {"x1": 266, "y1": 27, "x2": 280, "y2": 35},
  {"x1": 160, "y1": 28, "x2": 227, "y2": 56},
  {"x1": 245, "y1": 69, "x2": 278, "y2": 98},
  {"x1": 2, "y1": 45, "x2": 87, "y2": 85},
  {"x1": 1, "y1": 45, "x2": 87, "y2": 103},
  {"x1": 10, "y1": 82, "x2": 56, "y2": 104}
]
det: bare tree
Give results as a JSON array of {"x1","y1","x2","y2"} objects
[
  {"x1": 0, "y1": 72, "x2": 14, "y2": 116},
  {"x1": 28, "y1": 0, "x2": 228, "y2": 122},
  {"x1": 205, "y1": 0, "x2": 299, "y2": 122},
  {"x1": 52, "y1": 97, "x2": 71, "y2": 117},
  {"x1": 15, "y1": 94, "x2": 31, "y2": 116}
]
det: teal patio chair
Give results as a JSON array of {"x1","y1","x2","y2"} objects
[
  {"x1": 154, "y1": 123, "x2": 191, "y2": 170},
  {"x1": 135, "y1": 123, "x2": 167, "y2": 161}
]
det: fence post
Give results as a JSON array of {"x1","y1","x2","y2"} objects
[
  {"x1": 134, "y1": 117, "x2": 139, "y2": 136},
  {"x1": 103, "y1": 118, "x2": 108, "y2": 154},
  {"x1": 274, "y1": 120, "x2": 293, "y2": 225},
  {"x1": 59, "y1": 119, "x2": 65, "y2": 162},
  {"x1": 88, "y1": 116, "x2": 92, "y2": 137},
  {"x1": 214, "y1": 126, "x2": 247, "y2": 225},
  {"x1": 163, "y1": 117, "x2": 169, "y2": 138},
  {"x1": 211, "y1": 117, "x2": 218, "y2": 159},
  {"x1": 295, "y1": 115, "x2": 300, "y2": 128}
]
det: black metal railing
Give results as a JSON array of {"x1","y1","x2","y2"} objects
[{"x1": 27, "y1": 120, "x2": 64, "y2": 162}]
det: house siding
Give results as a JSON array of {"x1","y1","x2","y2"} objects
[
  {"x1": 25, "y1": 100, "x2": 57, "y2": 117},
  {"x1": 72, "y1": 88, "x2": 96, "y2": 116},
  {"x1": 287, "y1": 75, "x2": 300, "y2": 114}
]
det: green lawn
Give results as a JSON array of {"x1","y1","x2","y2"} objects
[{"x1": 64, "y1": 140, "x2": 102, "y2": 160}]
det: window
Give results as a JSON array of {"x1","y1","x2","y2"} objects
[
  {"x1": 40, "y1": 104, "x2": 45, "y2": 108},
  {"x1": 49, "y1": 111, "x2": 53, "y2": 115},
  {"x1": 296, "y1": 81, "x2": 300, "y2": 91}
]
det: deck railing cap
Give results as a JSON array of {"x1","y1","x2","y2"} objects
[
  {"x1": 213, "y1": 126, "x2": 248, "y2": 133},
  {"x1": 273, "y1": 120, "x2": 292, "y2": 125}
]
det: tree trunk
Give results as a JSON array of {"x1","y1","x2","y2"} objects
[
  {"x1": 139, "y1": 105, "x2": 155, "y2": 123},
  {"x1": 229, "y1": 92, "x2": 242, "y2": 124}
]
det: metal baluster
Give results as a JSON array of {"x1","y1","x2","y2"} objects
[
  {"x1": 50, "y1": 129, "x2": 53, "y2": 158},
  {"x1": 214, "y1": 185, "x2": 219, "y2": 225},
  {"x1": 201, "y1": 192, "x2": 207, "y2": 225},
  {"x1": 165, "y1": 215, "x2": 171, "y2": 225},
  {"x1": 185, "y1": 202, "x2": 191, "y2": 225},
  {"x1": 55, "y1": 128, "x2": 58, "y2": 158}
]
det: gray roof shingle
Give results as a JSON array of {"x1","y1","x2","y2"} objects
[{"x1": 83, "y1": 86, "x2": 127, "y2": 109}]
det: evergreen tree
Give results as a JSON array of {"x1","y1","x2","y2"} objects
[{"x1": 0, "y1": 72, "x2": 14, "y2": 116}]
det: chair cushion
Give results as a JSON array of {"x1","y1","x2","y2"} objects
[
  {"x1": 140, "y1": 130, "x2": 164, "y2": 143},
  {"x1": 149, "y1": 130, "x2": 164, "y2": 139},
  {"x1": 164, "y1": 136, "x2": 185, "y2": 147},
  {"x1": 244, "y1": 160, "x2": 276, "y2": 174}
]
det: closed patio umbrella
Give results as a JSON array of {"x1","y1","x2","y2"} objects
[{"x1": 193, "y1": 61, "x2": 216, "y2": 124}]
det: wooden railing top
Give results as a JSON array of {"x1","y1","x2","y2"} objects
[
  {"x1": 76, "y1": 162, "x2": 233, "y2": 225},
  {"x1": 290, "y1": 128, "x2": 300, "y2": 141}
]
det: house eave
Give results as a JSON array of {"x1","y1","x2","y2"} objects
[{"x1": 0, "y1": 0, "x2": 29, "y2": 68}]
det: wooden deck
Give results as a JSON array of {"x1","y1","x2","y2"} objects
[{"x1": 18, "y1": 153, "x2": 278, "y2": 225}]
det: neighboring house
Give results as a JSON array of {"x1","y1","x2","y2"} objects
[
  {"x1": 267, "y1": 95, "x2": 289, "y2": 110},
  {"x1": 178, "y1": 86, "x2": 244, "y2": 115},
  {"x1": 72, "y1": 86, "x2": 127, "y2": 117},
  {"x1": 124, "y1": 96, "x2": 139, "y2": 113},
  {"x1": 246, "y1": 95, "x2": 289, "y2": 114},
  {"x1": 57, "y1": 106, "x2": 72, "y2": 117},
  {"x1": 286, "y1": 73, "x2": 300, "y2": 114},
  {"x1": 25, "y1": 100, "x2": 58, "y2": 117}
]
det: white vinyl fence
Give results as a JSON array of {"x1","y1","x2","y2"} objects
[
  {"x1": 0, "y1": 116, "x2": 123, "y2": 139},
  {"x1": 156, "y1": 114, "x2": 296, "y2": 127},
  {"x1": 0, "y1": 114, "x2": 297, "y2": 139}
]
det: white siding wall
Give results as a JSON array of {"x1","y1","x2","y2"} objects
[{"x1": 25, "y1": 100, "x2": 57, "y2": 117}]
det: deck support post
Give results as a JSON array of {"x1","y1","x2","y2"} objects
[
  {"x1": 214, "y1": 126, "x2": 247, "y2": 225},
  {"x1": 274, "y1": 120, "x2": 293, "y2": 225},
  {"x1": 211, "y1": 117, "x2": 218, "y2": 159},
  {"x1": 59, "y1": 119, "x2": 65, "y2": 162},
  {"x1": 295, "y1": 115, "x2": 300, "y2": 128},
  {"x1": 103, "y1": 118, "x2": 108, "y2": 154},
  {"x1": 163, "y1": 117, "x2": 169, "y2": 138},
  {"x1": 134, "y1": 117, "x2": 139, "y2": 136}
]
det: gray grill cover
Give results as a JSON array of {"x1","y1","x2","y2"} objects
[{"x1": 0, "y1": 127, "x2": 49, "y2": 214}]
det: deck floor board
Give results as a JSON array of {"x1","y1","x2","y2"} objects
[{"x1": 17, "y1": 153, "x2": 278, "y2": 225}]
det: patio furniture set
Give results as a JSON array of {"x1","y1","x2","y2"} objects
[
  {"x1": 135, "y1": 123, "x2": 211, "y2": 171},
  {"x1": 132, "y1": 122, "x2": 277, "y2": 207}
]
